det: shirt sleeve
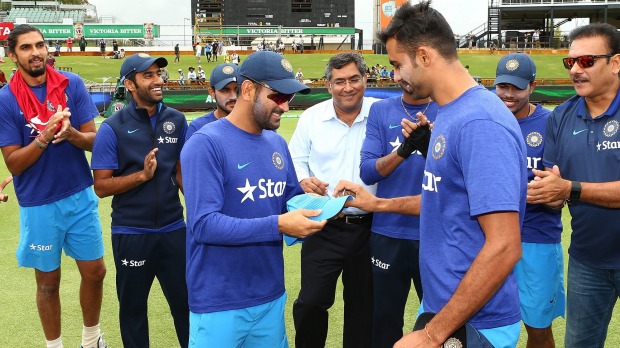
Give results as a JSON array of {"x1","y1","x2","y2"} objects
[
  {"x1": 68, "y1": 75, "x2": 100, "y2": 125},
  {"x1": 458, "y1": 120, "x2": 525, "y2": 216},
  {"x1": 91, "y1": 123, "x2": 119, "y2": 170},
  {"x1": 0, "y1": 97, "x2": 23, "y2": 147},
  {"x1": 182, "y1": 133, "x2": 281, "y2": 245},
  {"x1": 360, "y1": 104, "x2": 385, "y2": 185},
  {"x1": 288, "y1": 112, "x2": 312, "y2": 181}
]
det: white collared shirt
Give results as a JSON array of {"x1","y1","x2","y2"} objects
[{"x1": 289, "y1": 97, "x2": 379, "y2": 215}]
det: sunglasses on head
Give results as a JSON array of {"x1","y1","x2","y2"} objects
[
  {"x1": 562, "y1": 54, "x2": 614, "y2": 69},
  {"x1": 241, "y1": 74, "x2": 295, "y2": 105}
]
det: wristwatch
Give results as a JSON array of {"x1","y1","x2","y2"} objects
[{"x1": 570, "y1": 181, "x2": 581, "y2": 200}]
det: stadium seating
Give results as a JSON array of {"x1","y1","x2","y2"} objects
[{"x1": 5, "y1": 8, "x2": 84, "y2": 23}]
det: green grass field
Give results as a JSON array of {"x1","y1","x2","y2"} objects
[
  {"x1": 6, "y1": 51, "x2": 572, "y2": 84},
  {"x1": 0, "y1": 54, "x2": 618, "y2": 347}
]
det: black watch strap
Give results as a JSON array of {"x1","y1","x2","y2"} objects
[{"x1": 570, "y1": 181, "x2": 582, "y2": 200}]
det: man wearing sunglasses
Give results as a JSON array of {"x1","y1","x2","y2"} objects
[
  {"x1": 181, "y1": 51, "x2": 324, "y2": 348},
  {"x1": 91, "y1": 53, "x2": 190, "y2": 348},
  {"x1": 494, "y1": 53, "x2": 565, "y2": 348},
  {"x1": 288, "y1": 52, "x2": 379, "y2": 348},
  {"x1": 527, "y1": 23, "x2": 620, "y2": 347},
  {"x1": 186, "y1": 63, "x2": 239, "y2": 140}
]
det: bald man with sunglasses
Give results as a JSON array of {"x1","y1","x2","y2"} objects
[{"x1": 527, "y1": 23, "x2": 620, "y2": 347}]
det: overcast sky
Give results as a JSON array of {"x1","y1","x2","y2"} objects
[
  {"x1": 88, "y1": 0, "x2": 490, "y2": 41},
  {"x1": 87, "y1": 0, "x2": 583, "y2": 47}
]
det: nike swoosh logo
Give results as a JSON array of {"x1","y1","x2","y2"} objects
[
  {"x1": 237, "y1": 162, "x2": 251, "y2": 169},
  {"x1": 128, "y1": 129, "x2": 139, "y2": 134},
  {"x1": 573, "y1": 129, "x2": 587, "y2": 135},
  {"x1": 388, "y1": 124, "x2": 400, "y2": 129}
]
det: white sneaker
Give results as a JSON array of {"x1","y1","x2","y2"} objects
[{"x1": 80, "y1": 334, "x2": 108, "y2": 348}]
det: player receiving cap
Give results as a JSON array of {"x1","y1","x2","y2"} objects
[{"x1": 181, "y1": 50, "x2": 325, "y2": 348}]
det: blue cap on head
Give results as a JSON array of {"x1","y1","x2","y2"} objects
[
  {"x1": 210, "y1": 63, "x2": 239, "y2": 90},
  {"x1": 493, "y1": 53, "x2": 536, "y2": 89},
  {"x1": 239, "y1": 51, "x2": 311, "y2": 94},
  {"x1": 120, "y1": 53, "x2": 168, "y2": 82}
]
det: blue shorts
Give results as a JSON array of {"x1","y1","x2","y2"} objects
[
  {"x1": 418, "y1": 301, "x2": 520, "y2": 348},
  {"x1": 514, "y1": 242, "x2": 565, "y2": 328},
  {"x1": 189, "y1": 293, "x2": 288, "y2": 348},
  {"x1": 16, "y1": 187, "x2": 104, "y2": 272}
]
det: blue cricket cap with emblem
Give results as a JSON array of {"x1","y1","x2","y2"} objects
[
  {"x1": 120, "y1": 53, "x2": 168, "y2": 82},
  {"x1": 210, "y1": 63, "x2": 239, "y2": 90},
  {"x1": 283, "y1": 193, "x2": 352, "y2": 246},
  {"x1": 238, "y1": 51, "x2": 311, "y2": 95},
  {"x1": 493, "y1": 52, "x2": 537, "y2": 90}
]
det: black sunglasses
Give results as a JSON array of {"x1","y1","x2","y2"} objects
[
  {"x1": 562, "y1": 54, "x2": 614, "y2": 69},
  {"x1": 241, "y1": 74, "x2": 295, "y2": 105}
]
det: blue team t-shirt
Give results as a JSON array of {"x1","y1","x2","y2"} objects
[
  {"x1": 420, "y1": 85, "x2": 526, "y2": 329},
  {"x1": 518, "y1": 104, "x2": 563, "y2": 244},
  {"x1": 0, "y1": 72, "x2": 99, "y2": 206},
  {"x1": 182, "y1": 118, "x2": 303, "y2": 313},
  {"x1": 543, "y1": 93, "x2": 620, "y2": 268},
  {"x1": 186, "y1": 111, "x2": 218, "y2": 140},
  {"x1": 360, "y1": 96, "x2": 438, "y2": 240}
]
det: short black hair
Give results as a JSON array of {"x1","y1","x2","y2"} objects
[
  {"x1": 569, "y1": 23, "x2": 620, "y2": 55},
  {"x1": 8, "y1": 24, "x2": 44, "y2": 54},
  {"x1": 325, "y1": 52, "x2": 367, "y2": 81},
  {"x1": 376, "y1": 1, "x2": 457, "y2": 61}
]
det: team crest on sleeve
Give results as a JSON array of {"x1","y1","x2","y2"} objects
[
  {"x1": 603, "y1": 120, "x2": 619, "y2": 138},
  {"x1": 526, "y1": 131, "x2": 543, "y2": 147},
  {"x1": 431, "y1": 135, "x2": 446, "y2": 160},
  {"x1": 272, "y1": 152, "x2": 285, "y2": 170},
  {"x1": 162, "y1": 121, "x2": 176, "y2": 134}
]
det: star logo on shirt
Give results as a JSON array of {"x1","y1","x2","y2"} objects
[
  {"x1": 389, "y1": 137, "x2": 401, "y2": 152},
  {"x1": 237, "y1": 178, "x2": 257, "y2": 203},
  {"x1": 597, "y1": 142, "x2": 602, "y2": 151},
  {"x1": 157, "y1": 136, "x2": 164, "y2": 143},
  {"x1": 121, "y1": 259, "x2": 129, "y2": 266},
  {"x1": 29, "y1": 244, "x2": 36, "y2": 250}
]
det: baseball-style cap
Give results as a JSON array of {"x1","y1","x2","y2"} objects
[
  {"x1": 413, "y1": 312, "x2": 494, "y2": 348},
  {"x1": 239, "y1": 51, "x2": 311, "y2": 95},
  {"x1": 493, "y1": 52, "x2": 536, "y2": 89},
  {"x1": 210, "y1": 63, "x2": 239, "y2": 90},
  {"x1": 120, "y1": 53, "x2": 167, "y2": 82},
  {"x1": 283, "y1": 193, "x2": 352, "y2": 246}
]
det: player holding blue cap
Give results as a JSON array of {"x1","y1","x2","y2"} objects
[
  {"x1": 494, "y1": 52, "x2": 565, "y2": 348},
  {"x1": 182, "y1": 50, "x2": 325, "y2": 347},
  {"x1": 186, "y1": 63, "x2": 239, "y2": 139},
  {"x1": 92, "y1": 53, "x2": 190, "y2": 348}
]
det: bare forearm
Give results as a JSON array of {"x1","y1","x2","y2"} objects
[
  {"x1": 375, "y1": 152, "x2": 405, "y2": 177},
  {"x1": 94, "y1": 171, "x2": 150, "y2": 198},
  {"x1": 3, "y1": 143, "x2": 47, "y2": 176},
  {"x1": 67, "y1": 129, "x2": 96, "y2": 151},
  {"x1": 580, "y1": 181, "x2": 620, "y2": 208},
  {"x1": 376, "y1": 195, "x2": 421, "y2": 215}
]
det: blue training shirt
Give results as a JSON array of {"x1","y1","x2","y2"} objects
[
  {"x1": 186, "y1": 110, "x2": 218, "y2": 140},
  {"x1": 0, "y1": 72, "x2": 99, "y2": 207},
  {"x1": 518, "y1": 104, "x2": 563, "y2": 244},
  {"x1": 181, "y1": 118, "x2": 303, "y2": 313},
  {"x1": 421, "y1": 85, "x2": 526, "y2": 330},
  {"x1": 543, "y1": 93, "x2": 620, "y2": 269},
  {"x1": 360, "y1": 96, "x2": 438, "y2": 240}
]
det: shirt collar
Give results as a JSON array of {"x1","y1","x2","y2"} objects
[{"x1": 576, "y1": 89, "x2": 620, "y2": 120}]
